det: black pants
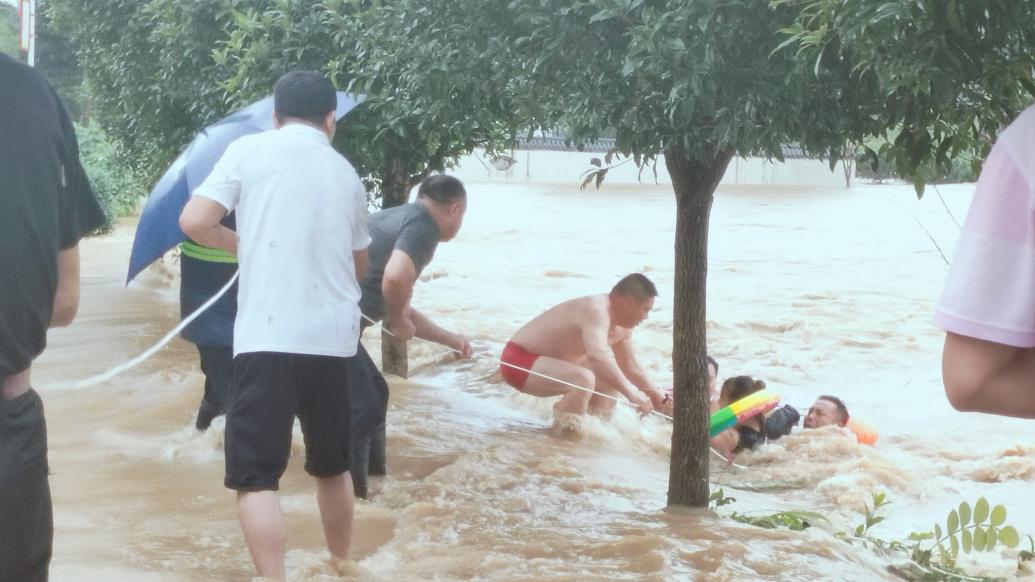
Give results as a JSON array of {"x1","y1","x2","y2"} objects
[
  {"x1": 349, "y1": 343, "x2": 389, "y2": 499},
  {"x1": 197, "y1": 345, "x2": 233, "y2": 415},
  {"x1": 0, "y1": 389, "x2": 52, "y2": 582}
]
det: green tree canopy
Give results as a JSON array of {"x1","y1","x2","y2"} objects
[
  {"x1": 0, "y1": 3, "x2": 18, "y2": 57},
  {"x1": 779, "y1": 0, "x2": 1035, "y2": 193},
  {"x1": 52, "y1": 0, "x2": 522, "y2": 207},
  {"x1": 215, "y1": 0, "x2": 521, "y2": 206},
  {"x1": 49, "y1": 0, "x2": 240, "y2": 182}
]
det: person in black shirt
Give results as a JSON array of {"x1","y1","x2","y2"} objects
[
  {"x1": 179, "y1": 219, "x2": 238, "y2": 431},
  {"x1": 0, "y1": 53, "x2": 106, "y2": 582},
  {"x1": 350, "y1": 175, "x2": 473, "y2": 498}
]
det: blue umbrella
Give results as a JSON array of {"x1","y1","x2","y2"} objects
[{"x1": 126, "y1": 92, "x2": 365, "y2": 283}]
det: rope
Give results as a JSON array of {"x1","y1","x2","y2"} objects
[
  {"x1": 932, "y1": 184, "x2": 963, "y2": 232},
  {"x1": 879, "y1": 193, "x2": 951, "y2": 267},
  {"x1": 46, "y1": 268, "x2": 742, "y2": 468},
  {"x1": 49, "y1": 271, "x2": 240, "y2": 390},
  {"x1": 368, "y1": 313, "x2": 672, "y2": 421},
  {"x1": 363, "y1": 314, "x2": 745, "y2": 467}
]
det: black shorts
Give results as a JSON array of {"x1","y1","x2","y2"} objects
[
  {"x1": 224, "y1": 352, "x2": 352, "y2": 491},
  {"x1": 0, "y1": 389, "x2": 52, "y2": 582}
]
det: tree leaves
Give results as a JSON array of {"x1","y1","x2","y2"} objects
[
  {"x1": 731, "y1": 510, "x2": 828, "y2": 531},
  {"x1": 990, "y1": 504, "x2": 1007, "y2": 527},
  {"x1": 973, "y1": 526, "x2": 987, "y2": 551},
  {"x1": 923, "y1": 497, "x2": 1022, "y2": 566},
  {"x1": 973, "y1": 497, "x2": 989, "y2": 525},
  {"x1": 999, "y1": 526, "x2": 1020, "y2": 548},
  {"x1": 958, "y1": 501, "x2": 971, "y2": 528},
  {"x1": 779, "y1": 0, "x2": 1035, "y2": 191}
]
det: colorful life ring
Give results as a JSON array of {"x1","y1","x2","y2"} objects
[{"x1": 709, "y1": 388, "x2": 780, "y2": 437}]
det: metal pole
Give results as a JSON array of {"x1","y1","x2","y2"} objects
[
  {"x1": 19, "y1": 0, "x2": 37, "y2": 67},
  {"x1": 28, "y1": 0, "x2": 36, "y2": 67}
]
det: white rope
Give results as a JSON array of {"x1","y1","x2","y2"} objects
[
  {"x1": 49, "y1": 271, "x2": 240, "y2": 390},
  {"x1": 364, "y1": 314, "x2": 745, "y2": 468},
  {"x1": 364, "y1": 313, "x2": 673, "y2": 419},
  {"x1": 45, "y1": 269, "x2": 743, "y2": 468}
]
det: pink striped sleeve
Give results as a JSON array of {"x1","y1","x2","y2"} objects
[{"x1": 936, "y1": 119, "x2": 1035, "y2": 347}]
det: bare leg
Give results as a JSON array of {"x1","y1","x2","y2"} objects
[
  {"x1": 588, "y1": 381, "x2": 621, "y2": 418},
  {"x1": 316, "y1": 473, "x2": 355, "y2": 560},
  {"x1": 237, "y1": 490, "x2": 286, "y2": 581},
  {"x1": 515, "y1": 356, "x2": 596, "y2": 414}
]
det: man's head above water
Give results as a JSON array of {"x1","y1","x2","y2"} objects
[{"x1": 803, "y1": 395, "x2": 849, "y2": 429}]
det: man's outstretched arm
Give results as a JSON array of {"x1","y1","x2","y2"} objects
[
  {"x1": 411, "y1": 309, "x2": 472, "y2": 358},
  {"x1": 612, "y1": 337, "x2": 664, "y2": 408},
  {"x1": 581, "y1": 309, "x2": 652, "y2": 413}
]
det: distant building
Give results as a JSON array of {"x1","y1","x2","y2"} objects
[{"x1": 450, "y1": 132, "x2": 854, "y2": 188}]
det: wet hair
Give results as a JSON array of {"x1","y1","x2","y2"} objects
[
  {"x1": 273, "y1": 71, "x2": 337, "y2": 126},
  {"x1": 417, "y1": 175, "x2": 466, "y2": 204},
  {"x1": 611, "y1": 273, "x2": 658, "y2": 301},
  {"x1": 719, "y1": 376, "x2": 765, "y2": 405},
  {"x1": 706, "y1": 355, "x2": 718, "y2": 374},
  {"x1": 817, "y1": 395, "x2": 850, "y2": 426}
]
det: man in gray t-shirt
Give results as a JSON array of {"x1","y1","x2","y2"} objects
[
  {"x1": 358, "y1": 201, "x2": 440, "y2": 322},
  {"x1": 350, "y1": 175, "x2": 472, "y2": 498}
]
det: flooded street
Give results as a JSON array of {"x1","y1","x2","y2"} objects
[{"x1": 34, "y1": 181, "x2": 1035, "y2": 580}]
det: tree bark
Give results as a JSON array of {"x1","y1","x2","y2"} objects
[
  {"x1": 666, "y1": 144, "x2": 734, "y2": 507},
  {"x1": 381, "y1": 155, "x2": 411, "y2": 378}
]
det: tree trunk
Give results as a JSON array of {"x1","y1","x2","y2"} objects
[
  {"x1": 842, "y1": 158, "x2": 854, "y2": 188},
  {"x1": 381, "y1": 155, "x2": 411, "y2": 377},
  {"x1": 666, "y1": 144, "x2": 734, "y2": 508}
]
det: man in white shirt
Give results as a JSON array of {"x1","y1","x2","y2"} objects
[{"x1": 179, "y1": 71, "x2": 370, "y2": 580}]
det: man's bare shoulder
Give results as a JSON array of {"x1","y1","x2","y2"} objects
[{"x1": 563, "y1": 293, "x2": 609, "y2": 316}]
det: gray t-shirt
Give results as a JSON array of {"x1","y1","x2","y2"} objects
[{"x1": 359, "y1": 202, "x2": 440, "y2": 322}]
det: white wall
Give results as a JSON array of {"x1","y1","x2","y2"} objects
[{"x1": 449, "y1": 149, "x2": 854, "y2": 189}]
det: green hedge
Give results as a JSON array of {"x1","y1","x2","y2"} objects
[{"x1": 75, "y1": 123, "x2": 145, "y2": 232}]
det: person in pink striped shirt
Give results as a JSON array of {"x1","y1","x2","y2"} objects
[{"x1": 936, "y1": 106, "x2": 1035, "y2": 417}]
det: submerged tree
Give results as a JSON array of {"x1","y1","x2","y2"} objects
[
  {"x1": 492, "y1": 0, "x2": 1035, "y2": 506},
  {"x1": 488, "y1": 0, "x2": 886, "y2": 506}
]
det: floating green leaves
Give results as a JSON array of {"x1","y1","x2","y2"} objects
[
  {"x1": 730, "y1": 510, "x2": 827, "y2": 532},
  {"x1": 934, "y1": 497, "x2": 1021, "y2": 568}
]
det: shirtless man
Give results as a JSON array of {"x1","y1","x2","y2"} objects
[{"x1": 500, "y1": 273, "x2": 664, "y2": 416}]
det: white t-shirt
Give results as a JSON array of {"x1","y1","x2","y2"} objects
[{"x1": 193, "y1": 123, "x2": 371, "y2": 357}]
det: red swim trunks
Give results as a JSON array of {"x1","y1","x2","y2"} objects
[{"x1": 500, "y1": 341, "x2": 541, "y2": 391}]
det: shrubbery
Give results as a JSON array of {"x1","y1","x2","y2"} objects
[{"x1": 76, "y1": 123, "x2": 145, "y2": 232}]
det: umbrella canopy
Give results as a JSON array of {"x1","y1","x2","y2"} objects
[{"x1": 126, "y1": 92, "x2": 364, "y2": 283}]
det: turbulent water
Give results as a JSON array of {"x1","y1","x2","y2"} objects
[{"x1": 33, "y1": 181, "x2": 1035, "y2": 581}]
